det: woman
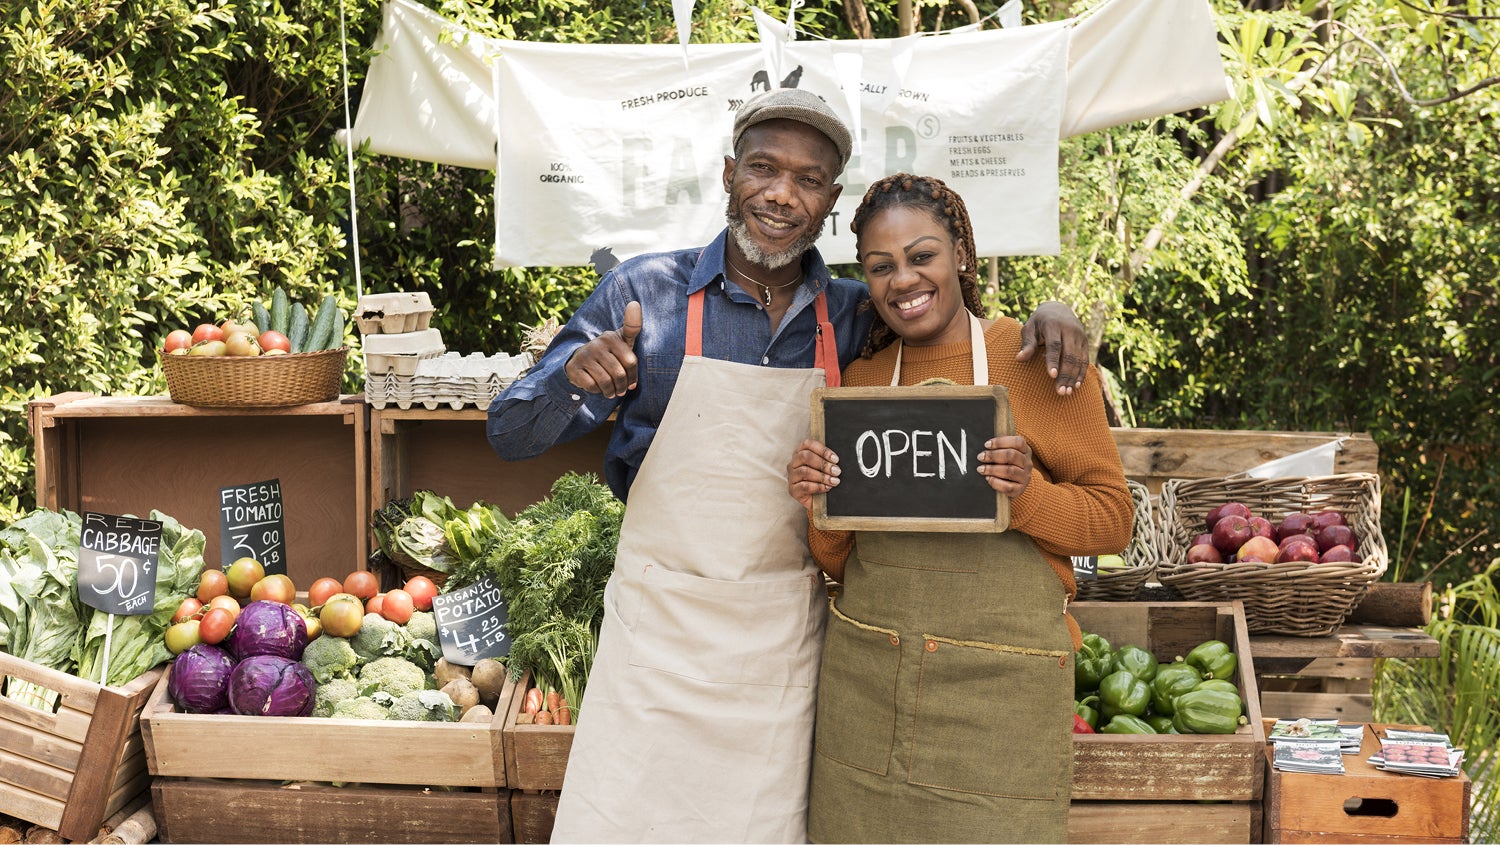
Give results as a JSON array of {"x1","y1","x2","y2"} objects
[{"x1": 787, "y1": 174, "x2": 1134, "y2": 843}]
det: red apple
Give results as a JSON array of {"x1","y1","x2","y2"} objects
[
  {"x1": 1235, "y1": 535, "x2": 1280, "y2": 563},
  {"x1": 1276, "y1": 512, "x2": 1315, "y2": 540},
  {"x1": 1211, "y1": 515, "x2": 1254, "y2": 554},
  {"x1": 1319, "y1": 544, "x2": 1358, "y2": 563},
  {"x1": 1314, "y1": 524, "x2": 1358, "y2": 552},
  {"x1": 1186, "y1": 543, "x2": 1224, "y2": 564},
  {"x1": 1248, "y1": 516, "x2": 1276, "y2": 541},
  {"x1": 1192, "y1": 533, "x2": 1214, "y2": 548},
  {"x1": 1309, "y1": 509, "x2": 1347, "y2": 531},
  {"x1": 1279, "y1": 533, "x2": 1318, "y2": 553},
  {"x1": 1276, "y1": 542, "x2": 1320, "y2": 564},
  {"x1": 1206, "y1": 502, "x2": 1252, "y2": 531}
]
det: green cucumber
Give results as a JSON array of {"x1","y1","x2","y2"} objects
[
  {"x1": 305, "y1": 293, "x2": 339, "y2": 351},
  {"x1": 251, "y1": 301, "x2": 272, "y2": 335},
  {"x1": 287, "y1": 302, "x2": 311, "y2": 353},
  {"x1": 325, "y1": 305, "x2": 345, "y2": 350},
  {"x1": 269, "y1": 287, "x2": 291, "y2": 336}
]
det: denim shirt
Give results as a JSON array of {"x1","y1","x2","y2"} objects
[{"x1": 487, "y1": 229, "x2": 874, "y2": 501}]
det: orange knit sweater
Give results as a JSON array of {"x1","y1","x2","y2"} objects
[{"x1": 808, "y1": 317, "x2": 1134, "y2": 612}]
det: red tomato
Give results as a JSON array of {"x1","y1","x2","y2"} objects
[
  {"x1": 191, "y1": 323, "x2": 225, "y2": 344},
  {"x1": 258, "y1": 330, "x2": 292, "y2": 354},
  {"x1": 307, "y1": 577, "x2": 343, "y2": 608},
  {"x1": 319, "y1": 595, "x2": 365, "y2": 638},
  {"x1": 403, "y1": 576, "x2": 437, "y2": 611},
  {"x1": 198, "y1": 607, "x2": 236, "y2": 645},
  {"x1": 171, "y1": 597, "x2": 203, "y2": 624},
  {"x1": 365, "y1": 592, "x2": 385, "y2": 615},
  {"x1": 343, "y1": 570, "x2": 379, "y2": 601},
  {"x1": 381, "y1": 589, "x2": 415, "y2": 624},
  {"x1": 163, "y1": 329, "x2": 194, "y2": 354}
]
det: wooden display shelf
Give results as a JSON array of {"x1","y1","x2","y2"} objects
[
  {"x1": 1111, "y1": 428, "x2": 1378, "y2": 494},
  {"x1": 28, "y1": 392, "x2": 368, "y2": 587},
  {"x1": 1251, "y1": 623, "x2": 1439, "y2": 723},
  {"x1": 369, "y1": 406, "x2": 614, "y2": 519}
]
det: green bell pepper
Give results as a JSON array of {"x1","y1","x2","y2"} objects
[
  {"x1": 1074, "y1": 696, "x2": 1101, "y2": 730},
  {"x1": 1185, "y1": 639, "x2": 1239, "y2": 681},
  {"x1": 1144, "y1": 714, "x2": 1178, "y2": 734},
  {"x1": 1194, "y1": 678, "x2": 1240, "y2": 695},
  {"x1": 1098, "y1": 669, "x2": 1150, "y2": 719},
  {"x1": 1075, "y1": 649, "x2": 1113, "y2": 695},
  {"x1": 1080, "y1": 632, "x2": 1112, "y2": 660},
  {"x1": 1101, "y1": 714, "x2": 1157, "y2": 734},
  {"x1": 1110, "y1": 644, "x2": 1158, "y2": 683},
  {"x1": 1171, "y1": 688, "x2": 1246, "y2": 735},
  {"x1": 1150, "y1": 662, "x2": 1203, "y2": 715}
]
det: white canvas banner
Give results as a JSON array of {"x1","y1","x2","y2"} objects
[{"x1": 350, "y1": 0, "x2": 1228, "y2": 268}]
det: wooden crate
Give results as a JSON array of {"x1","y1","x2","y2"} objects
[
  {"x1": 1111, "y1": 428, "x2": 1378, "y2": 494},
  {"x1": 151, "y1": 778, "x2": 511, "y2": 844},
  {"x1": 28, "y1": 393, "x2": 368, "y2": 587},
  {"x1": 509, "y1": 789, "x2": 559, "y2": 844},
  {"x1": 141, "y1": 667, "x2": 515, "y2": 788},
  {"x1": 1264, "y1": 724, "x2": 1470, "y2": 843},
  {"x1": 0, "y1": 653, "x2": 163, "y2": 841},
  {"x1": 1070, "y1": 601, "x2": 1267, "y2": 844},
  {"x1": 501, "y1": 671, "x2": 574, "y2": 792},
  {"x1": 1258, "y1": 657, "x2": 1375, "y2": 723}
]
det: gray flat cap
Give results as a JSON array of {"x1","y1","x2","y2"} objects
[{"x1": 732, "y1": 88, "x2": 852, "y2": 175}]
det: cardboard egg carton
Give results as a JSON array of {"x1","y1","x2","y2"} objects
[
  {"x1": 362, "y1": 328, "x2": 447, "y2": 376},
  {"x1": 364, "y1": 351, "x2": 534, "y2": 410},
  {"x1": 356, "y1": 291, "x2": 435, "y2": 334}
]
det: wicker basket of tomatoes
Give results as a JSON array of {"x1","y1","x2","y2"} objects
[{"x1": 162, "y1": 347, "x2": 348, "y2": 408}]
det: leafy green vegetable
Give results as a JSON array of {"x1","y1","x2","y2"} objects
[{"x1": 372, "y1": 491, "x2": 506, "y2": 575}]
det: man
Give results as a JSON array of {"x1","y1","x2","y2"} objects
[{"x1": 487, "y1": 88, "x2": 1088, "y2": 843}]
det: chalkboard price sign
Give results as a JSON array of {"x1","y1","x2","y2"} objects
[
  {"x1": 432, "y1": 574, "x2": 510, "y2": 667},
  {"x1": 79, "y1": 512, "x2": 162, "y2": 615},
  {"x1": 811, "y1": 384, "x2": 1013, "y2": 533},
  {"x1": 219, "y1": 478, "x2": 286, "y2": 575}
]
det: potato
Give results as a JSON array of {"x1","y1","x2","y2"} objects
[
  {"x1": 440, "y1": 677, "x2": 481, "y2": 718},
  {"x1": 470, "y1": 658, "x2": 508, "y2": 709},
  {"x1": 433, "y1": 658, "x2": 471, "y2": 690},
  {"x1": 460, "y1": 704, "x2": 493, "y2": 724}
]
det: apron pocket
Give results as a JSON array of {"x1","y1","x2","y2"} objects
[
  {"x1": 814, "y1": 603, "x2": 902, "y2": 775},
  {"x1": 627, "y1": 564, "x2": 817, "y2": 687},
  {"x1": 907, "y1": 638, "x2": 1071, "y2": 799}
]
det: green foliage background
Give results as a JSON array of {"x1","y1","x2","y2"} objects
[{"x1": 2, "y1": 0, "x2": 1496, "y2": 594}]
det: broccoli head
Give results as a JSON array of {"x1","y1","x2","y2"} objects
[
  {"x1": 388, "y1": 689, "x2": 456, "y2": 722},
  {"x1": 351, "y1": 612, "x2": 413, "y2": 663},
  {"x1": 302, "y1": 635, "x2": 360, "y2": 684},
  {"x1": 401, "y1": 611, "x2": 441, "y2": 669},
  {"x1": 330, "y1": 695, "x2": 390, "y2": 720},
  {"x1": 357, "y1": 656, "x2": 428, "y2": 698},
  {"x1": 313, "y1": 677, "x2": 359, "y2": 718}
]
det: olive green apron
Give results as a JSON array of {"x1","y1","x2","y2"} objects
[{"x1": 807, "y1": 314, "x2": 1075, "y2": 844}]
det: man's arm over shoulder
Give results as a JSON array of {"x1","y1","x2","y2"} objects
[{"x1": 486, "y1": 272, "x2": 629, "y2": 461}]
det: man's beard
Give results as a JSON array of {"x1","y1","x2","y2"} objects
[{"x1": 726, "y1": 204, "x2": 825, "y2": 271}]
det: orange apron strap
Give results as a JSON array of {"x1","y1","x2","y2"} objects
[
  {"x1": 813, "y1": 291, "x2": 840, "y2": 388},
  {"x1": 686, "y1": 288, "x2": 706, "y2": 357}
]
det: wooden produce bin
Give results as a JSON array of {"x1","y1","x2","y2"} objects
[
  {"x1": 1069, "y1": 602, "x2": 1267, "y2": 845},
  {"x1": 0, "y1": 654, "x2": 163, "y2": 841},
  {"x1": 142, "y1": 668, "x2": 518, "y2": 843},
  {"x1": 509, "y1": 789, "x2": 560, "y2": 844},
  {"x1": 369, "y1": 407, "x2": 614, "y2": 516},
  {"x1": 28, "y1": 393, "x2": 368, "y2": 588},
  {"x1": 1264, "y1": 724, "x2": 1470, "y2": 843},
  {"x1": 501, "y1": 670, "x2": 573, "y2": 792}
]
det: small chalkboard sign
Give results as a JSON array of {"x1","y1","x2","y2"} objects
[
  {"x1": 219, "y1": 478, "x2": 286, "y2": 575},
  {"x1": 1072, "y1": 555, "x2": 1099, "y2": 581},
  {"x1": 811, "y1": 384, "x2": 1013, "y2": 533},
  {"x1": 79, "y1": 512, "x2": 162, "y2": 615},
  {"x1": 432, "y1": 574, "x2": 510, "y2": 667}
]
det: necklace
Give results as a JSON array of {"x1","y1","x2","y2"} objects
[{"x1": 727, "y1": 255, "x2": 801, "y2": 307}]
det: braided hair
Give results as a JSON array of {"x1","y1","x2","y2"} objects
[{"x1": 849, "y1": 173, "x2": 987, "y2": 359}]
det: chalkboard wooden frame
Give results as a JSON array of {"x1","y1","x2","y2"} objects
[{"x1": 810, "y1": 384, "x2": 1013, "y2": 533}]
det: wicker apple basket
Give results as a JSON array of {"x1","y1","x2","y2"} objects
[
  {"x1": 161, "y1": 347, "x2": 348, "y2": 408},
  {"x1": 1074, "y1": 480, "x2": 1158, "y2": 601},
  {"x1": 1155, "y1": 472, "x2": 1386, "y2": 636}
]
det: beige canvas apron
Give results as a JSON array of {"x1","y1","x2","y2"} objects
[
  {"x1": 550, "y1": 288, "x2": 840, "y2": 844},
  {"x1": 807, "y1": 314, "x2": 1076, "y2": 844}
]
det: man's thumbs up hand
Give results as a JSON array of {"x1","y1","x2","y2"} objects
[{"x1": 566, "y1": 300, "x2": 643, "y2": 399}]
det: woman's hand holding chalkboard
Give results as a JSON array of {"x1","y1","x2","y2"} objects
[
  {"x1": 977, "y1": 435, "x2": 1033, "y2": 497},
  {"x1": 787, "y1": 438, "x2": 841, "y2": 510},
  {"x1": 565, "y1": 300, "x2": 643, "y2": 399}
]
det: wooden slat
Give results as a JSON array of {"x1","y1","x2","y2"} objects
[
  {"x1": 502, "y1": 672, "x2": 575, "y2": 791},
  {"x1": 0, "y1": 778, "x2": 64, "y2": 833},
  {"x1": 1110, "y1": 428, "x2": 1378, "y2": 493},
  {"x1": 0, "y1": 716, "x2": 84, "y2": 771},
  {"x1": 1260, "y1": 691, "x2": 1374, "y2": 722},
  {"x1": 510, "y1": 790, "x2": 559, "y2": 844},
  {"x1": 0, "y1": 746, "x2": 73, "y2": 803},
  {"x1": 1250, "y1": 625, "x2": 1439, "y2": 662},
  {"x1": 151, "y1": 779, "x2": 510, "y2": 844},
  {"x1": 1069, "y1": 800, "x2": 1259, "y2": 844}
]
